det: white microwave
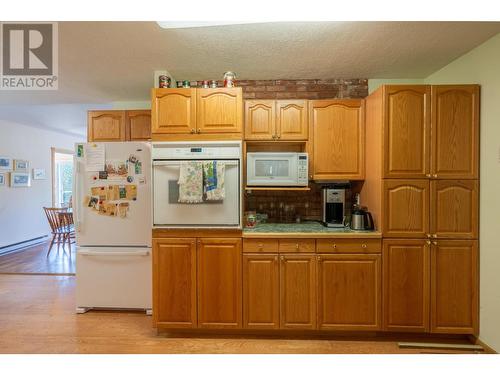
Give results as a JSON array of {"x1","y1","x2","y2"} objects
[{"x1": 246, "y1": 152, "x2": 309, "y2": 187}]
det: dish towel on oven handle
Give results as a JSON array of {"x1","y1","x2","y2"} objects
[
  {"x1": 203, "y1": 161, "x2": 225, "y2": 201},
  {"x1": 178, "y1": 161, "x2": 203, "y2": 203}
]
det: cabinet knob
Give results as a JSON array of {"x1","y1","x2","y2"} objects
[
  {"x1": 274, "y1": 255, "x2": 278, "y2": 262},
  {"x1": 433, "y1": 174, "x2": 438, "y2": 178},
  {"x1": 280, "y1": 256, "x2": 284, "y2": 261},
  {"x1": 295, "y1": 243, "x2": 299, "y2": 250},
  {"x1": 426, "y1": 240, "x2": 431, "y2": 245},
  {"x1": 190, "y1": 129, "x2": 195, "y2": 134},
  {"x1": 258, "y1": 242, "x2": 263, "y2": 248},
  {"x1": 361, "y1": 244, "x2": 367, "y2": 249},
  {"x1": 197, "y1": 129, "x2": 201, "y2": 134},
  {"x1": 426, "y1": 174, "x2": 431, "y2": 178},
  {"x1": 332, "y1": 244, "x2": 337, "y2": 248},
  {"x1": 432, "y1": 241, "x2": 438, "y2": 245},
  {"x1": 277, "y1": 135, "x2": 281, "y2": 139},
  {"x1": 432, "y1": 234, "x2": 437, "y2": 238},
  {"x1": 317, "y1": 255, "x2": 321, "y2": 261},
  {"x1": 426, "y1": 233, "x2": 431, "y2": 238}
]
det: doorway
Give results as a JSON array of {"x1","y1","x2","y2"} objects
[{"x1": 52, "y1": 148, "x2": 74, "y2": 208}]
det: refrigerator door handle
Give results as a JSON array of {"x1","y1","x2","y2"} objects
[
  {"x1": 74, "y1": 160, "x2": 83, "y2": 232},
  {"x1": 79, "y1": 250, "x2": 151, "y2": 256}
]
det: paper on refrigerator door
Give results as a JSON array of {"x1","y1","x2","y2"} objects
[{"x1": 84, "y1": 143, "x2": 105, "y2": 171}]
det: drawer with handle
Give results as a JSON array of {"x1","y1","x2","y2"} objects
[
  {"x1": 278, "y1": 239, "x2": 316, "y2": 253},
  {"x1": 243, "y1": 238, "x2": 279, "y2": 253},
  {"x1": 316, "y1": 239, "x2": 381, "y2": 253}
]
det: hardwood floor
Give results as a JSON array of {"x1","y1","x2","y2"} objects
[
  {"x1": 0, "y1": 241, "x2": 75, "y2": 275},
  {"x1": 0, "y1": 274, "x2": 488, "y2": 354}
]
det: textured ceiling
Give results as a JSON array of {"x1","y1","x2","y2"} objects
[
  {"x1": 0, "y1": 21, "x2": 499, "y2": 105},
  {"x1": 1, "y1": 21, "x2": 499, "y2": 136}
]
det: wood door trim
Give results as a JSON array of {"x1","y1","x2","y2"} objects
[
  {"x1": 430, "y1": 240, "x2": 478, "y2": 335},
  {"x1": 382, "y1": 85, "x2": 431, "y2": 178},
  {"x1": 317, "y1": 254, "x2": 381, "y2": 330},
  {"x1": 242, "y1": 253, "x2": 280, "y2": 329},
  {"x1": 382, "y1": 239, "x2": 430, "y2": 332},
  {"x1": 430, "y1": 85, "x2": 479, "y2": 179}
]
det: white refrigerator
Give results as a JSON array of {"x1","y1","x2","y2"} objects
[{"x1": 73, "y1": 142, "x2": 152, "y2": 314}]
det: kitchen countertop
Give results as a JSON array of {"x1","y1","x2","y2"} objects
[{"x1": 242, "y1": 221, "x2": 382, "y2": 238}]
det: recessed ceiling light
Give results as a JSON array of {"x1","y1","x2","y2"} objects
[{"x1": 156, "y1": 21, "x2": 265, "y2": 29}]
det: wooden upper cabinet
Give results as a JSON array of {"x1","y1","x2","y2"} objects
[
  {"x1": 280, "y1": 254, "x2": 316, "y2": 330},
  {"x1": 383, "y1": 85, "x2": 431, "y2": 178},
  {"x1": 244, "y1": 100, "x2": 276, "y2": 140},
  {"x1": 196, "y1": 88, "x2": 242, "y2": 134},
  {"x1": 197, "y1": 238, "x2": 242, "y2": 329},
  {"x1": 310, "y1": 99, "x2": 365, "y2": 180},
  {"x1": 383, "y1": 239, "x2": 430, "y2": 332},
  {"x1": 127, "y1": 110, "x2": 151, "y2": 140},
  {"x1": 431, "y1": 180, "x2": 478, "y2": 239},
  {"x1": 153, "y1": 238, "x2": 197, "y2": 328},
  {"x1": 276, "y1": 100, "x2": 308, "y2": 140},
  {"x1": 152, "y1": 88, "x2": 196, "y2": 134},
  {"x1": 88, "y1": 111, "x2": 126, "y2": 141},
  {"x1": 383, "y1": 179, "x2": 430, "y2": 238},
  {"x1": 431, "y1": 240, "x2": 478, "y2": 334},
  {"x1": 431, "y1": 85, "x2": 479, "y2": 179},
  {"x1": 317, "y1": 254, "x2": 381, "y2": 331},
  {"x1": 242, "y1": 254, "x2": 280, "y2": 329}
]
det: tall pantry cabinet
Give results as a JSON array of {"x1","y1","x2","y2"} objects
[{"x1": 362, "y1": 84, "x2": 479, "y2": 335}]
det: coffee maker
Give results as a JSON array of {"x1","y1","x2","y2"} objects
[{"x1": 321, "y1": 188, "x2": 346, "y2": 227}]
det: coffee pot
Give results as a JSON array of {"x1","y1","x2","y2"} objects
[{"x1": 350, "y1": 206, "x2": 374, "y2": 231}]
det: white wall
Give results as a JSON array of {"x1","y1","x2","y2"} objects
[
  {"x1": 425, "y1": 33, "x2": 500, "y2": 352},
  {"x1": 0, "y1": 120, "x2": 84, "y2": 248}
]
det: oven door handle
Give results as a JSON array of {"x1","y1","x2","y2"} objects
[{"x1": 153, "y1": 161, "x2": 239, "y2": 166}]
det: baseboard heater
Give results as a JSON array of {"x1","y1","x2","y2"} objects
[{"x1": 0, "y1": 236, "x2": 48, "y2": 256}]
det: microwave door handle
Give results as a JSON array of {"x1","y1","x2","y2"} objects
[{"x1": 269, "y1": 165, "x2": 273, "y2": 175}]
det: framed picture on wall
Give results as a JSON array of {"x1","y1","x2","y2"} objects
[
  {"x1": 33, "y1": 168, "x2": 46, "y2": 180},
  {"x1": 10, "y1": 172, "x2": 31, "y2": 187},
  {"x1": 0, "y1": 173, "x2": 6, "y2": 186},
  {"x1": 0, "y1": 156, "x2": 13, "y2": 171},
  {"x1": 14, "y1": 159, "x2": 30, "y2": 171}
]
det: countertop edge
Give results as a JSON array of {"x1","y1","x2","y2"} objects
[{"x1": 242, "y1": 232, "x2": 383, "y2": 239}]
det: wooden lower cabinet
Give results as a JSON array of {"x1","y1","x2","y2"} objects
[
  {"x1": 317, "y1": 254, "x2": 381, "y2": 330},
  {"x1": 431, "y1": 240, "x2": 478, "y2": 334},
  {"x1": 153, "y1": 238, "x2": 197, "y2": 328},
  {"x1": 197, "y1": 238, "x2": 242, "y2": 329},
  {"x1": 280, "y1": 254, "x2": 316, "y2": 329},
  {"x1": 383, "y1": 239, "x2": 430, "y2": 332},
  {"x1": 243, "y1": 254, "x2": 280, "y2": 329}
]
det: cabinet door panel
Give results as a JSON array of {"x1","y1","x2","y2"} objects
[
  {"x1": 383, "y1": 179, "x2": 430, "y2": 238},
  {"x1": 244, "y1": 100, "x2": 275, "y2": 140},
  {"x1": 127, "y1": 110, "x2": 151, "y2": 140},
  {"x1": 276, "y1": 100, "x2": 308, "y2": 140},
  {"x1": 383, "y1": 240, "x2": 430, "y2": 332},
  {"x1": 431, "y1": 240, "x2": 478, "y2": 334},
  {"x1": 310, "y1": 99, "x2": 364, "y2": 180},
  {"x1": 196, "y1": 88, "x2": 242, "y2": 134},
  {"x1": 384, "y1": 86, "x2": 431, "y2": 178},
  {"x1": 280, "y1": 255, "x2": 316, "y2": 329},
  {"x1": 243, "y1": 254, "x2": 280, "y2": 329},
  {"x1": 197, "y1": 238, "x2": 242, "y2": 329},
  {"x1": 152, "y1": 89, "x2": 196, "y2": 134},
  {"x1": 88, "y1": 111, "x2": 126, "y2": 141},
  {"x1": 153, "y1": 238, "x2": 197, "y2": 328},
  {"x1": 318, "y1": 254, "x2": 381, "y2": 330},
  {"x1": 431, "y1": 85, "x2": 479, "y2": 179},
  {"x1": 431, "y1": 180, "x2": 478, "y2": 239}
]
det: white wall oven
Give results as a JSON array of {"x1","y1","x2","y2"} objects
[{"x1": 152, "y1": 141, "x2": 242, "y2": 228}]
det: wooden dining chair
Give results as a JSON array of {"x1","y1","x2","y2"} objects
[{"x1": 43, "y1": 207, "x2": 75, "y2": 257}]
